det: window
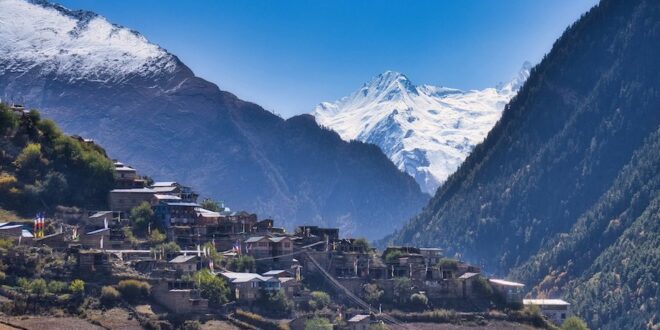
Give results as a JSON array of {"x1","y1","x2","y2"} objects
[
  {"x1": 284, "y1": 242, "x2": 291, "y2": 248},
  {"x1": 561, "y1": 313, "x2": 566, "y2": 319}
]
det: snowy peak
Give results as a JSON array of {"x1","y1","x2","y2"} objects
[
  {"x1": 354, "y1": 70, "x2": 419, "y2": 104},
  {"x1": 497, "y1": 61, "x2": 532, "y2": 94},
  {"x1": 0, "y1": 0, "x2": 180, "y2": 82},
  {"x1": 313, "y1": 63, "x2": 532, "y2": 194}
]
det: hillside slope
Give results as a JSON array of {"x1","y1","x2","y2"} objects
[
  {"x1": 385, "y1": 0, "x2": 659, "y2": 328},
  {"x1": 0, "y1": 104, "x2": 114, "y2": 213},
  {"x1": 0, "y1": 0, "x2": 427, "y2": 239}
]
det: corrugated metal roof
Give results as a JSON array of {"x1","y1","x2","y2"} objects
[
  {"x1": 523, "y1": 299, "x2": 570, "y2": 306},
  {"x1": 489, "y1": 278, "x2": 524, "y2": 287}
]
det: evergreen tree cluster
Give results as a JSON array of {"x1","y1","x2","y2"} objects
[{"x1": 0, "y1": 104, "x2": 114, "y2": 214}]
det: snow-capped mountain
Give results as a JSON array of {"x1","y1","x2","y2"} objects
[
  {"x1": 0, "y1": 0, "x2": 427, "y2": 239},
  {"x1": 0, "y1": 0, "x2": 179, "y2": 82},
  {"x1": 314, "y1": 64, "x2": 531, "y2": 194}
]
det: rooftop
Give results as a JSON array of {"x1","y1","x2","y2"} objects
[
  {"x1": 152, "y1": 181, "x2": 177, "y2": 187},
  {"x1": 489, "y1": 278, "x2": 525, "y2": 287},
  {"x1": 220, "y1": 272, "x2": 274, "y2": 283},
  {"x1": 165, "y1": 202, "x2": 200, "y2": 207},
  {"x1": 262, "y1": 270, "x2": 292, "y2": 276},
  {"x1": 524, "y1": 299, "x2": 570, "y2": 306},
  {"x1": 154, "y1": 194, "x2": 182, "y2": 201},
  {"x1": 152, "y1": 186, "x2": 179, "y2": 193},
  {"x1": 86, "y1": 228, "x2": 110, "y2": 235},
  {"x1": 110, "y1": 188, "x2": 155, "y2": 193},
  {"x1": 89, "y1": 211, "x2": 113, "y2": 218},
  {"x1": 348, "y1": 314, "x2": 371, "y2": 323},
  {"x1": 458, "y1": 272, "x2": 479, "y2": 279},
  {"x1": 169, "y1": 255, "x2": 197, "y2": 263}
]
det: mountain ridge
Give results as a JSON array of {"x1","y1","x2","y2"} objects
[
  {"x1": 313, "y1": 64, "x2": 530, "y2": 194},
  {"x1": 383, "y1": 0, "x2": 660, "y2": 328}
]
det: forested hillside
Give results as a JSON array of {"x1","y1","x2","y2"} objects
[
  {"x1": 385, "y1": 0, "x2": 659, "y2": 328},
  {"x1": 0, "y1": 104, "x2": 114, "y2": 214}
]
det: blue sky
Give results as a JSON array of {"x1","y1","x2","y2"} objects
[{"x1": 56, "y1": 0, "x2": 598, "y2": 117}]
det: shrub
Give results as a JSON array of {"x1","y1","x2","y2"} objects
[
  {"x1": 130, "y1": 202, "x2": 154, "y2": 233},
  {"x1": 117, "y1": 279, "x2": 150, "y2": 303},
  {"x1": 308, "y1": 291, "x2": 331, "y2": 310},
  {"x1": 181, "y1": 320, "x2": 202, "y2": 330},
  {"x1": 69, "y1": 279, "x2": 85, "y2": 294},
  {"x1": 370, "y1": 322, "x2": 390, "y2": 330},
  {"x1": 149, "y1": 229, "x2": 166, "y2": 244},
  {"x1": 304, "y1": 317, "x2": 332, "y2": 330},
  {"x1": 410, "y1": 293, "x2": 428, "y2": 311},
  {"x1": 193, "y1": 269, "x2": 229, "y2": 305},
  {"x1": 384, "y1": 250, "x2": 403, "y2": 263},
  {"x1": 100, "y1": 286, "x2": 120, "y2": 306},
  {"x1": 200, "y1": 198, "x2": 220, "y2": 212},
  {"x1": 392, "y1": 277, "x2": 413, "y2": 304},
  {"x1": 226, "y1": 255, "x2": 255, "y2": 272},
  {"x1": 234, "y1": 309, "x2": 287, "y2": 330},
  {"x1": 562, "y1": 316, "x2": 589, "y2": 330},
  {"x1": 0, "y1": 271, "x2": 5, "y2": 283},
  {"x1": 155, "y1": 241, "x2": 181, "y2": 254},
  {"x1": 47, "y1": 280, "x2": 67, "y2": 294},
  {"x1": 437, "y1": 258, "x2": 459, "y2": 269},
  {"x1": 364, "y1": 283, "x2": 384, "y2": 305},
  {"x1": 29, "y1": 278, "x2": 47, "y2": 295},
  {"x1": 353, "y1": 238, "x2": 370, "y2": 251},
  {"x1": 259, "y1": 289, "x2": 293, "y2": 317}
]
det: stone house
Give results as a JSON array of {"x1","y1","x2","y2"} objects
[
  {"x1": 168, "y1": 255, "x2": 200, "y2": 275},
  {"x1": 151, "y1": 279, "x2": 208, "y2": 314},
  {"x1": 220, "y1": 272, "x2": 281, "y2": 304},
  {"x1": 523, "y1": 299, "x2": 571, "y2": 325},
  {"x1": 79, "y1": 228, "x2": 110, "y2": 249},
  {"x1": 108, "y1": 188, "x2": 156, "y2": 213}
]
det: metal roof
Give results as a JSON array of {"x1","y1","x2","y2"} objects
[
  {"x1": 165, "y1": 202, "x2": 200, "y2": 207},
  {"x1": 169, "y1": 255, "x2": 198, "y2": 263},
  {"x1": 110, "y1": 188, "x2": 155, "y2": 193},
  {"x1": 348, "y1": 314, "x2": 371, "y2": 322},
  {"x1": 152, "y1": 181, "x2": 177, "y2": 187},
  {"x1": 524, "y1": 299, "x2": 570, "y2": 306},
  {"x1": 489, "y1": 278, "x2": 525, "y2": 287},
  {"x1": 86, "y1": 228, "x2": 110, "y2": 235},
  {"x1": 154, "y1": 194, "x2": 181, "y2": 200},
  {"x1": 220, "y1": 272, "x2": 275, "y2": 283}
]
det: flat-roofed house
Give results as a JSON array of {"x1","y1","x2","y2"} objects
[
  {"x1": 168, "y1": 255, "x2": 200, "y2": 275},
  {"x1": 108, "y1": 188, "x2": 156, "y2": 212},
  {"x1": 151, "y1": 279, "x2": 208, "y2": 314},
  {"x1": 347, "y1": 314, "x2": 374, "y2": 330},
  {"x1": 0, "y1": 224, "x2": 24, "y2": 239},
  {"x1": 524, "y1": 299, "x2": 571, "y2": 325},
  {"x1": 244, "y1": 235, "x2": 293, "y2": 265},
  {"x1": 151, "y1": 182, "x2": 198, "y2": 202},
  {"x1": 154, "y1": 202, "x2": 200, "y2": 227},
  {"x1": 79, "y1": 228, "x2": 110, "y2": 249},
  {"x1": 220, "y1": 272, "x2": 281, "y2": 304}
]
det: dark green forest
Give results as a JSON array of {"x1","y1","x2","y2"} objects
[
  {"x1": 384, "y1": 0, "x2": 660, "y2": 328},
  {"x1": 0, "y1": 104, "x2": 114, "y2": 214}
]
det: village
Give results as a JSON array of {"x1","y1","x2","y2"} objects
[{"x1": 0, "y1": 119, "x2": 570, "y2": 329}]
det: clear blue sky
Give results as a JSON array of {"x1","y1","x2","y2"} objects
[{"x1": 55, "y1": 0, "x2": 598, "y2": 117}]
